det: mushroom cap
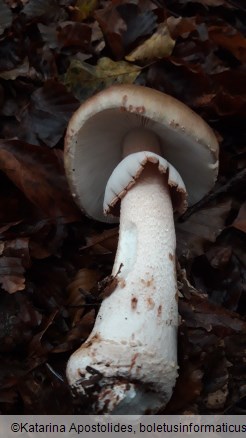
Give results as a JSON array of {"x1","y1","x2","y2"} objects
[{"x1": 64, "y1": 84, "x2": 219, "y2": 223}]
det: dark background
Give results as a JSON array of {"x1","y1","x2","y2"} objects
[{"x1": 0, "y1": 0, "x2": 245, "y2": 414}]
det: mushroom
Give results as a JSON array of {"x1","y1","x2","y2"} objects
[{"x1": 64, "y1": 85, "x2": 219, "y2": 414}]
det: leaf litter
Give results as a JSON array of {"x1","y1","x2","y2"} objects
[{"x1": 0, "y1": 0, "x2": 245, "y2": 415}]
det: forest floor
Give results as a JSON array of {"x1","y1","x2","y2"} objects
[{"x1": 0, "y1": 0, "x2": 245, "y2": 414}]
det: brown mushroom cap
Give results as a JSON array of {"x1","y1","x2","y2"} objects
[{"x1": 64, "y1": 85, "x2": 219, "y2": 223}]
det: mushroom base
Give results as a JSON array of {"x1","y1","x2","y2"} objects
[
  {"x1": 67, "y1": 164, "x2": 180, "y2": 414},
  {"x1": 67, "y1": 341, "x2": 177, "y2": 414}
]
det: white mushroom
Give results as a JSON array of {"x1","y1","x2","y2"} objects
[{"x1": 64, "y1": 85, "x2": 219, "y2": 414}]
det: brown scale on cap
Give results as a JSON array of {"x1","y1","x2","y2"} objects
[
  {"x1": 131, "y1": 296, "x2": 138, "y2": 310},
  {"x1": 146, "y1": 297, "x2": 155, "y2": 310}
]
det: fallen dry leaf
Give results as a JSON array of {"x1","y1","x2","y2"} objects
[
  {"x1": 80, "y1": 227, "x2": 118, "y2": 254},
  {"x1": 176, "y1": 200, "x2": 231, "y2": 258},
  {"x1": 95, "y1": 2, "x2": 157, "y2": 59},
  {"x1": 53, "y1": 309, "x2": 96, "y2": 353},
  {"x1": 0, "y1": 140, "x2": 80, "y2": 222},
  {"x1": 63, "y1": 57, "x2": 141, "y2": 101},
  {"x1": 0, "y1": 0, "x2": 12, "y2": 35},
  {"x1": 167, "y1": 16, "x2": 197, "y2": 40},
  {"x1": 0, "y1": 257, "x2": 25, "y2": 293},
  {"x1": 126, "y1": 23, "x2": 175, "y2": 63},
  {"x1": 0, "y1": 238, "x2": 31, "y2": 293},
  {"x1": 22, "y1": 0, "x2": 67, "y2": 22},
  {"x1": 209, "y1": 24, "x2": 246, "y2": 63},
  {"x1": 57, "y1": 22, "x2": 92, "y2": 51},
  {"x1": 232, "y1": 201, "x2": 246, "y2": 233},
  {"x1": 179, "y1": 294, "x2": 246, "y2": 335},
  {"x1": 18, "y1": 80, "x2": 80, "y2": 146},
  {"x1": 72, "y1": 0, "x2": 98, "y2": 21},
  {"x1": 0, "y1": 58, "x2": 33, "y2": 81},
  {"x1": 67, "y1": 268, "x2": 101, "y2": 324},
  {"x1": 0, "y1": 293, "x2": 42, "y2": 350},
  {"x1": 179, "y1": 0, "x2": 227, "y2": 6}
]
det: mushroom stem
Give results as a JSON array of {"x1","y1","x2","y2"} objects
[
  {"x1": 67, "y1": 163, "x2": 179, "y2": 414},
  {"x1": 65, "y1": 85, "x2": 218, "y2": 413},
  {"x1": 122, "y1": 128, "x2": 161, "y2": 157}
]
